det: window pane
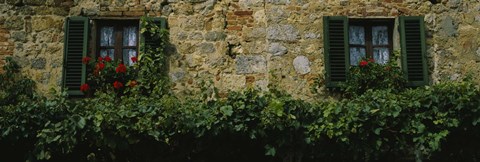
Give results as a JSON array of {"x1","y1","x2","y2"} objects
[
  {"x1": 123, "y1": 49, "x2": 137, "y2": 66},
  {"x1": 350, "y1": 47, "x2": 366, "y2": 66},
  {"x1": 123, "y1": 26, "x2": 137, "y2": 46},
  {"x1": 373, "y1": 48, "x2": 389, "y2": 64},
  {"x1": 100, "y1": 49, "x2": 115, "y2": 59},
  {"x1": 372, "y1": 26, "x2": 388, "y2": 45},
  {"x1": 349, "y1": 26, "x2": 365, "y2": 45},
  {"x1": 100, "y1": 27, "x2": 115, "y2": 46}
]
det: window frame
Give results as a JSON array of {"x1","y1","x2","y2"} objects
[
  {"x1": 349, "y1": 18, "x2": 394, "y2": 65},
  {"x1": 95, "y1": 20, "x2": 140, "y2": 64}
]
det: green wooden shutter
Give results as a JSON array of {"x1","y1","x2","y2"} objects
[
  {"x1": 140, "y1": 17, "x2": 167, "y2": 54},
  {"x1": 62, "y1": 17, "x2": 88, "y2": 96},
  {"x1": 323, "y1": 16, "x2": 349, "y2": 88},
  {"x1": 399, "y1": 16, "x2": 428, "y2": 87}
]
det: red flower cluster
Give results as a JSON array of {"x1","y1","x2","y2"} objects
[
  {"x1": 116, "y1": 63, "x2": 127, "y2": 73},
  {"x1": 104, "y1": 56, "x2": 112, "y2": 62},
  {"x1": 131, "y1": 56, "x2": 137, "y2": 63},
  {"x1": 113, "y1": 81, "x2": 123, "y2": 89},
  {"x1": 359, "y1": 60, "x2": 368, "y2": 67},
  {"x1": 80, "y1": 83, "x2": 89, "y2": 92},
  {"x1": 82, "y1": 57, "x2": 91, "y2": 64},
  {"x1": 98, "y1": 57, "x2": 103, "y2": 62},
  {"x1": 96, "y1": 62, "x2": 105, "y2": 70}
]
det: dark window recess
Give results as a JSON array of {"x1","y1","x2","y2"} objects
[
  {"x1": 349, "y1": 19, "x2": 393, "y2": 65},
  {"x1": 97, "y1": 20, "x2": 139, "y2": 66}
]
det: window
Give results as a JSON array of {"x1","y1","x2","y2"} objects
[
  {"x1": 348, "y1": 19, "x2": 393, "y2": 65},
  {"x1": 62, "y1": 17, "x2": 166, "y2": 96},
  {"x1": 323, "y1": 16, "x2": 428, "y2": 88},
  {"x1": 97, "y1": 20, "x2": 138, "y2": 66}
]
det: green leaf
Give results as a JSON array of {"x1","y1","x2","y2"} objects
[
  {"x1": 220, "y1": 105, "x2": 233, "y2": 117},
  {"x1": 265, "y1": 145, "x2": 276, "y2": 156}
]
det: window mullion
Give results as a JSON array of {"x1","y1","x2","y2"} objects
[{"x1": 115, "y1": 25, "x2": 123, "y2": 62}]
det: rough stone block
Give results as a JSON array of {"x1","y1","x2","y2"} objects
[
  {"x1": 293, "y1": 56, "x2": 311, "y2": 74},
  {"x1": 266, "y1": 24, "x2": 299, "y2": 42},
  {"x1": 4, "y1": 16, "x2": 24, "y2": 30},
  {"x1": 23, "y1": 0, "x2": 44, "y2": 6},
  {"x1": 11, "y1": 31, "x2": 26, "y2": 43},
  {"x1": 6, "y1": 0, "x2": 21, "y2": 5},
  {"x1": 268, "y1": 43, "x2": 287, "y2": 56},
  {"x1": 439, "y1": 16, "x2": 457, "y2": 37},
  {"x1": 205, "y1": 31, "x2": 226, "y2": 41},
  {"x1": 197, "y1": 42, "x2": 216, "y2": 54},
  {"x1": 31, "y1": 58, "x2": 46, "y2": 69},
  {"x1": 236, "y1": 55, "x2": 266, "y2": 74}
]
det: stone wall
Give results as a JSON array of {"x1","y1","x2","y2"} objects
[{"x1": 1, "y1": 0, "x2": 480, "y2": 99}]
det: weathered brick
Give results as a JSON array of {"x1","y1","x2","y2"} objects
[
  {"x1": 234, "y1": 11, "x2": 253, "y2": 16},
  {"x1": 129, "y1": 7, "x2": 145, "y2": 11},
  {"x1": 246, "y1": 76, "x2": 255, "y2": 84},
  {"x1": 109, "y1": 7, "x2": 128, "y2": 12},
  {"x1": 227, "y1": 26, "x2": 242, "y2": 31},
  {"x1": 123, "y1": 11, "x2": 145, "y2": 17},
  {"x1": 99, "y1": 11, "x2": 123, "y2": 16}
]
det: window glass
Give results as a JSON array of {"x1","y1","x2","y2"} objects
[
  {"x1": 100, "y1": 27, "x2": 115, "y2": 46},
  {"x1": 349, "y1": 26, "x2": 365, "y2": 45},
  {"x1": 373, "y1": 48, "x2": 389, "y2": 64},
  {"x1": 372, "y1": 26, "x2": 388, "y2": 45},
  {"x1": 123, "y1": 26, "x2": 137, "y2": 46},
  {"x1": 100, "y1": 49, "x2": 114, "y2": 59},
  {"x1": 350, "y1": 47, "x2": 366, "y2": 66},
  {"x1": 100, "y1": 26, "x2": 115, "y2": 59},
  {"x1": 123, "y1": 49, "x2": 137, "y2": 66}
]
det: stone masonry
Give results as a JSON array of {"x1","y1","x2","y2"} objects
[{"x1": 1, "y1": 0, "x2": 480, "y2": 100}]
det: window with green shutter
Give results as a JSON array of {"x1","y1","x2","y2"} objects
[
  {"x1": 62, "y1": 17, "x2": 168, "y2": 96},
  {"x1": 323, "y1": 16, "x2": 428, "y2": 87},
  {"x1": 140, "y1": 17, "x2": 167, "y2": 55},
  {"x1": 400, "y1": 16, "x2": 428, "y2": 87},
  {"x1": 63, "y1": 17, "x2": 89, "y2": 96},
  {"x1": 323, "y1": 16, "x2": 349, "y2": 88}
]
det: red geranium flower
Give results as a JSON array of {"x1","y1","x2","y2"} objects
[
  {"x1": 131, "y1": 56, "x2": 137, "y2": 63},
  {"x1": 80, "y1": 83, "x2": 89, "y2": 92},
  {"x1": 104, "y1": 56, "x2": 112, "y2": 62},
  {"x1": 96, "y1": 62, "x2": 105, "y2": 70},
  {"x1": 113, "y1": 81, "x2": 123, "y2": 89},
  {"x1": 116, "y1": 63, "x2": 127, "y2": 73},
  {"x1": 98, "y1": 57, "x2": 104, "y2": 62},
  {"x1": 82, "y1": 57, "x2": 91, "y2": 64},
  {"x1": 359, "y1": 60, "x2": 368, "y2": 67}
]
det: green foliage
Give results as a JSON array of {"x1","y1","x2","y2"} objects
[
  {"x1": 138, "y1": 17, "x2": 170, "y2": 97},
  {"x1": 0, "y1": 57, "x2": 36, "y2": 106},
  {"x1": 2, "y1": 75, "x2": 480, "y2": 161}
]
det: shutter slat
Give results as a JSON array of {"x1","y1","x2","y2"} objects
[
  {"x1": 324, "y1": 16, "x2": 348, "y2": 87},
  {"x1": 400, "y1": 16, "x2": 428, "y2": 86},
  {"x1": 63, "y1": 17, "x2": 88, "y2": 96}
]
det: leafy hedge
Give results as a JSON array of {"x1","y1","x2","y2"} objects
[{"x1": 1, "y1": 63, "x2": 480, "y2": 161}]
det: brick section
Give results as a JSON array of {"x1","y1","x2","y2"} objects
[
  {"x1": 226, "y1": 8, "x2": 254, "y2": 32},
  {"x1": 0, "y1": 27, "x2": 14, "y2": 73}
]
